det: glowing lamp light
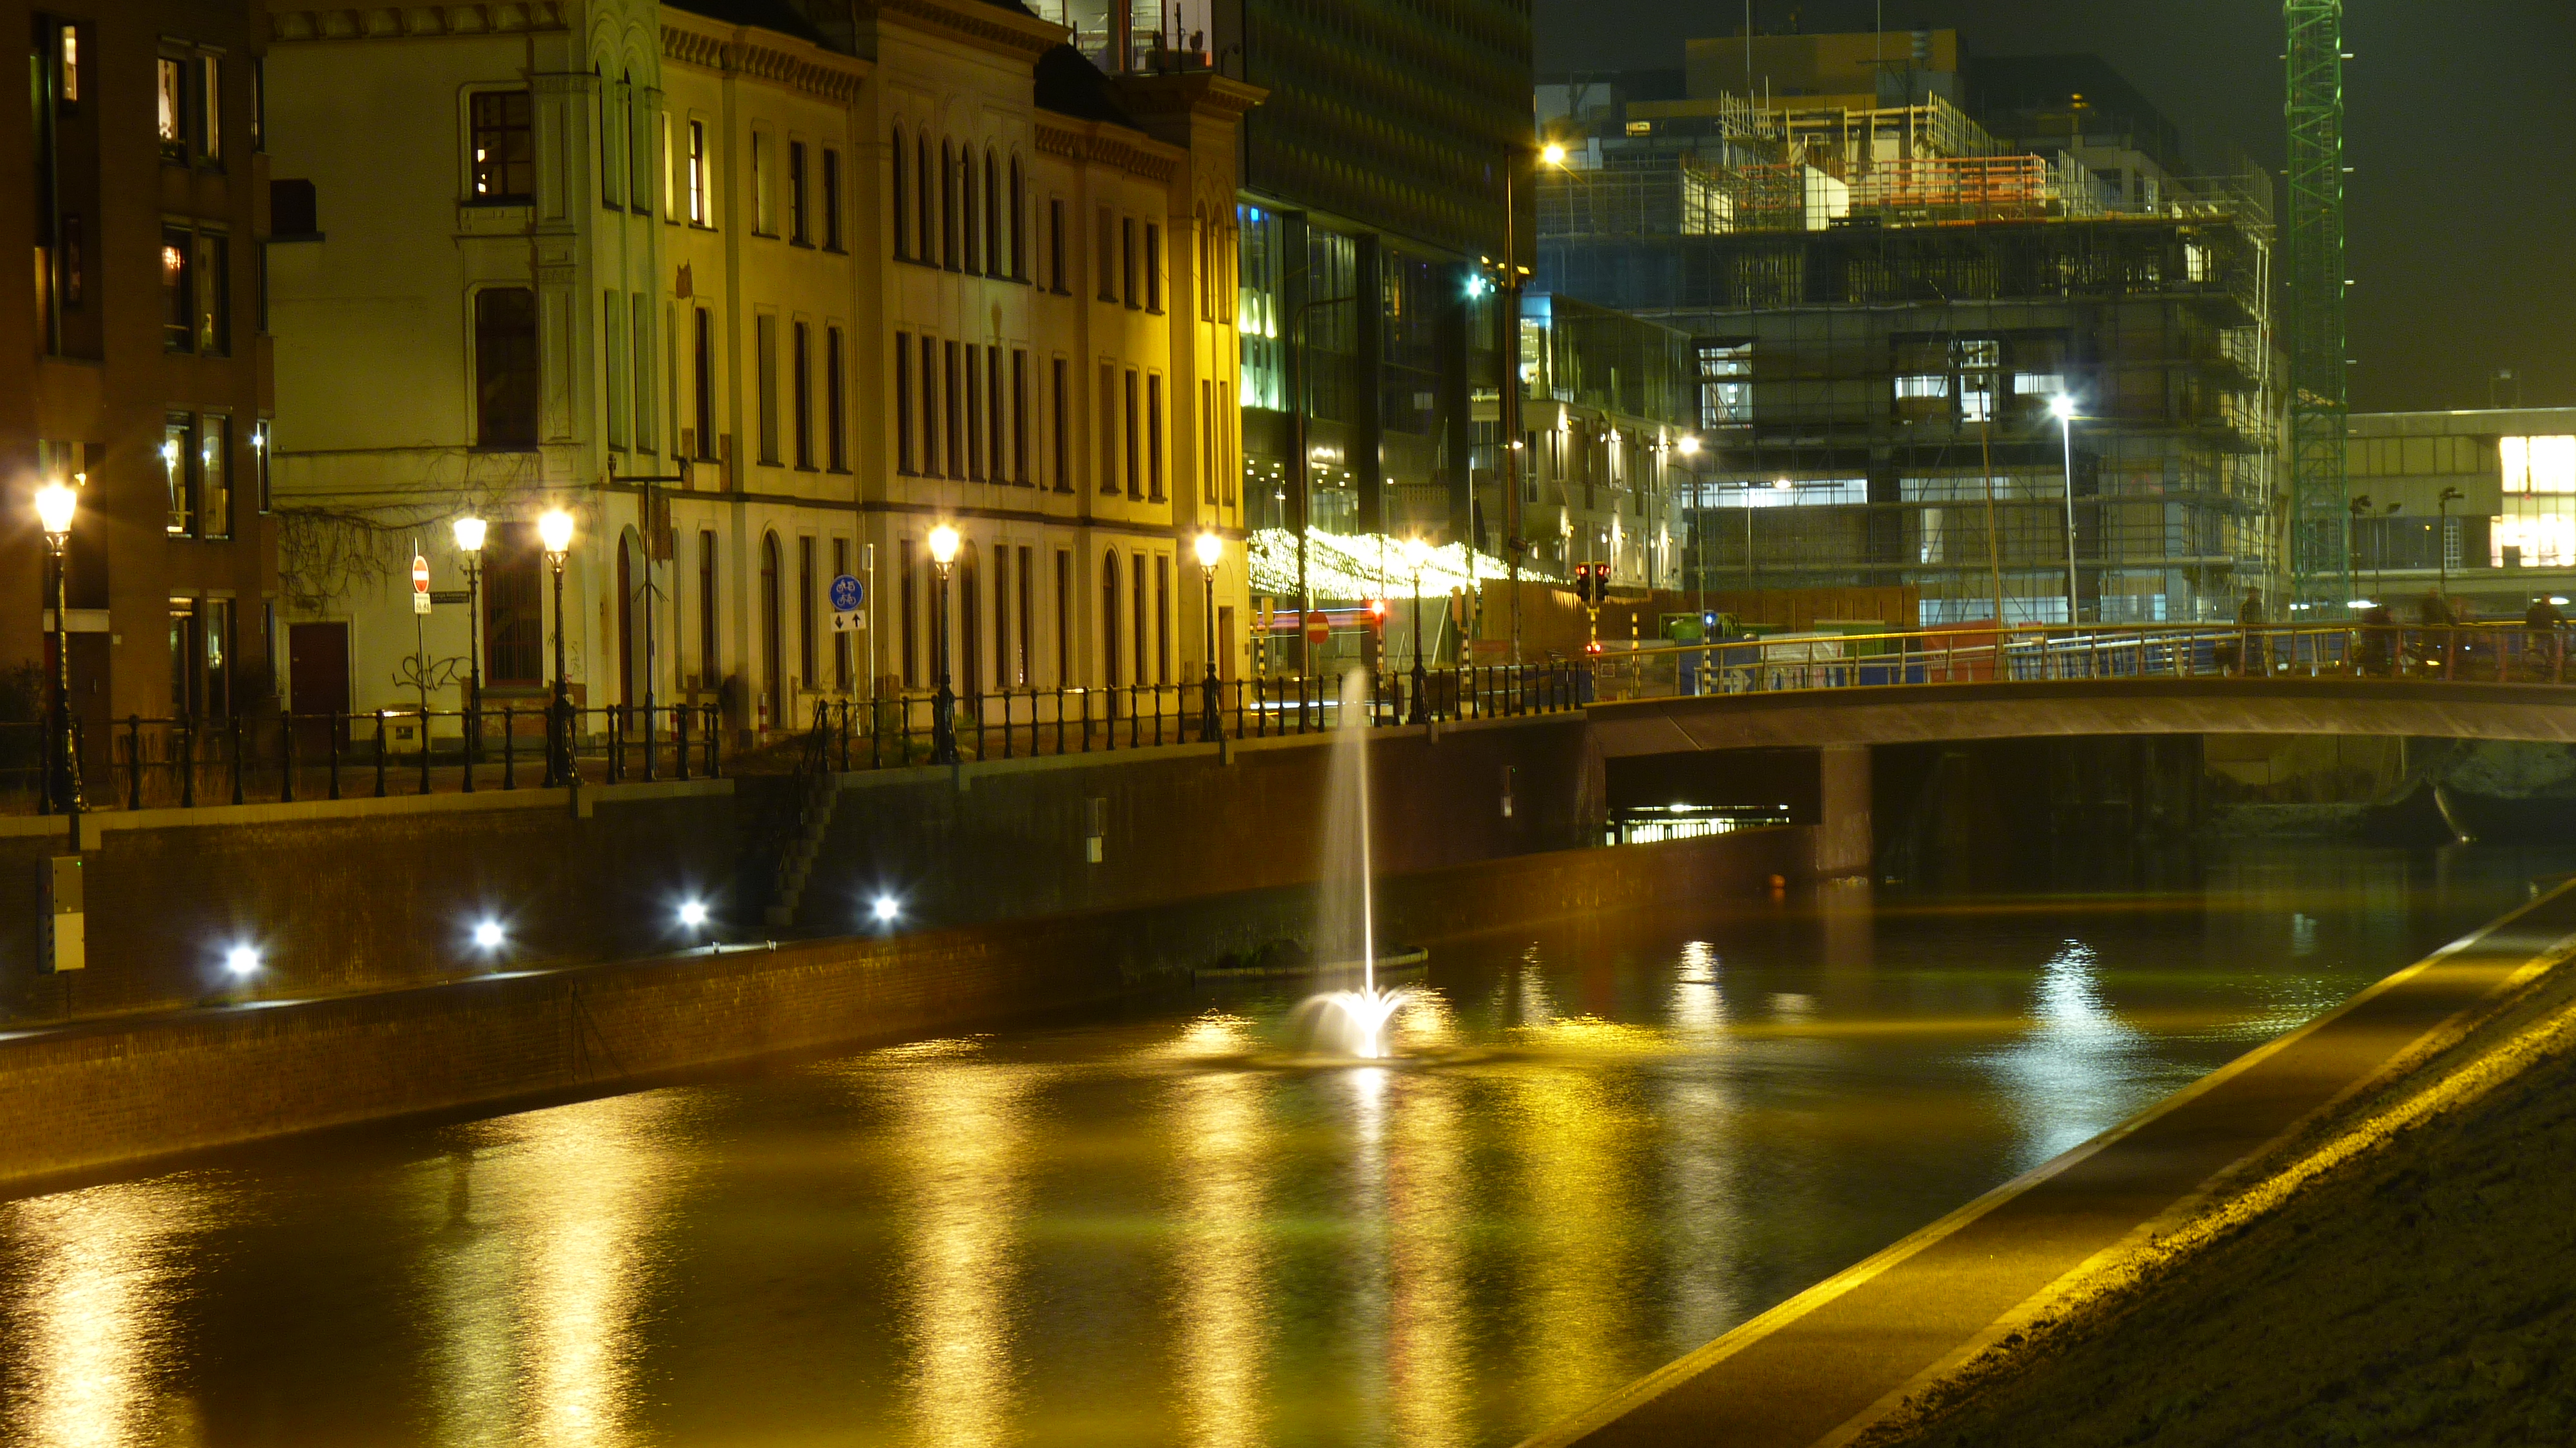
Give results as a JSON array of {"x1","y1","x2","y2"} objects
[
  {"x1": 2349, "y1": 599, "x2": 2375, "y2": 610},
  {"x1": 927, "y1": 524, "x2": 960, "y2": 567},
  {"x1": 678, "y1": 900, "x2": 708, "y2": 929},
  {"x1": 2050, "y1": 395, "x2": 2078, "y2": 421},
  {"x1": 1541, "y1": 142, "x2": 1567, "y2": 166},
  {"x1": 872, "y1": 896, "x2": 901, "y2": 923},
  {"x1": 1675, "y1": 435, "x2": 1701, "y2": 457},
  {"x1": 34, "y1": 481, "x2": 77, "y2": 537},
  {"x1": 1401, "y1": 536, "x2": 1431, "y2": 569},
  {"x1": 1774, "y1": 478, "x2": 1792, "y2": 491},
  {"x1": 537, "y1": 508, "x2": 574, "y2": 555},
  {"x1": 1194, "y1": 531, "x2": 1222, "y2": 570},
  {"x1": 472, "y1": 920, "x2": 505, "y2": 950},
  {"x1": 453, "y1": 515, "x2": 488, "y2": 554},
  {"x1": 225, "y1": 945, "x2": 261, "y2": 976}
]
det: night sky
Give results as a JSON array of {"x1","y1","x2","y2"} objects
[{"x1": 1533, "y1": 1, "x2": 2576, "y2": 415}]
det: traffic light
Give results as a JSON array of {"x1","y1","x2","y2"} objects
[{"x1": 1573, "y1": 562, "x2": 1609, "y2": 606}]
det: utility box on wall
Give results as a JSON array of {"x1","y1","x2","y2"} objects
[{"x1": 43, "y1": 855, "x2": 84, "y2": 973}]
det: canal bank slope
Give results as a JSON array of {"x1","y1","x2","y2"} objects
[
  {"x1": 1525, "y1": 875, "x2": 2576, "y2": 1448},
  {"x1": 1853, "y1": 897, "x2": 2576, "y2": 1447}
]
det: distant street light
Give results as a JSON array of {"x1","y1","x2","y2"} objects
[
  {"x1": 927, "y1": 524, "x2": 960, "y2": 765},
  {"x1": 1195, "y1": 531, "x2": 1224, "y2": 743},
  {"x1": 1403, "y1": 535, "x2": 1432, "y2": 725},
  {"x1": 539, "y1": 508, "x2": 575, "y2": 785},
  {"x1": 1541, "y1": 142, "x2": 1567, "y2": 166},
  {"x1": 453, "y1": 514, "x2": 486, "y2": 776},
  {"x1": 2052, "y1": 396, "x2": 2081, "y2": 628},
  {"x1": 34, "y1": 479, "x2": 82, "y2": 822}
]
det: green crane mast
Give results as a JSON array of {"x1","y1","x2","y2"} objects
[{"x1": 2285, "y1": 0, "x2": 2350, "y2": 613}]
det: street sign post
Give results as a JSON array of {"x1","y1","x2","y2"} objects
[
  {"x1": 412, "y1": 554, "x2": 432, "y2": 614},
  {"x1": 830, "y1": 572, "x2": 866, "y2": 633},
  {"x1": 1303, "y1": 610, "x2": 1330, "y2": 648}
]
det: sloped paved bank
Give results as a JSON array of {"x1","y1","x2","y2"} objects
[
  {"x1": 1522, "y1": 877, "x2": 2576, "y2": 1448},
  {"x1": 1857, "y1": 899, "x2": 2576, "y2": 1447}
]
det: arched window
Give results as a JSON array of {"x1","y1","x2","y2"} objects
[
  {"x1": 939, "y1": 140, "x2": 956, "y2": 268},
  {"x1": 916, "y1": 134, "x2": 934, "y2": 260},
  {"x1": 1007, "y1": 158, "x2": 1025, "y2": 280},
  {"x1": 1102, "y1": 551, "x2": 1121, "y2": 688},
  {"x1": 760, "y1": 532, "x2": 784, "y2": 732},
  {"x1": 983, "y1": 148, "x2": 1001, "y2": 277},
  {"x1": 891, "y1": 126, "x2": 909, "y2": 258},
  {"x1": 1195, "y1": 207, "x2": 1211, "y2": 319},
  {"x1": 960, "y1": 144, "x2": 980, "y2": 272}
]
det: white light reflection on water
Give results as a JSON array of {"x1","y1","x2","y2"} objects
[
  {"x1": 0, "y1": 1178, "x2": 212, "y2": 1448},
  {"x1": 1662, "y1": 941, "x2": 1743, "y2": 1344},
  {"x1": 1985, "y1": 940, "x2": 2150, "y2": 1170},
  {"x1": 1170, "y1": 1014, "x2": 1272, "y2": 1448}
]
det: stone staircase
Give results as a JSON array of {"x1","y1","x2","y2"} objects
[{"x1": 762, "y1": 769, "x2": 841, "y2": 929}]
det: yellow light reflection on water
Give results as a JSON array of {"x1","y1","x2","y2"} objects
[
  {"x1": 1171, "y1": 1014, "x2": 1271, "y2": 1448},
  {"x1": 1386, "y1": 1065, "x2": 1470, "y2": 1448},
  {"x1": 0, "y1": 1178, "x2": 209, "y2": 1448}
]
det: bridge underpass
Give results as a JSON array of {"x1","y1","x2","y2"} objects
[{"x1": 1582, "y1": 677, "x2": 2576, "y2": 875}]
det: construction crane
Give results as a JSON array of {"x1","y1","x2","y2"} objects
[{"x1": 2285, "y1": 0, "x2": 2350, "y2": 614}]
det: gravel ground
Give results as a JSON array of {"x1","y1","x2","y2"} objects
[{"x1": 1865, "y1": 959, "x2": 2576, "y2": 1448}]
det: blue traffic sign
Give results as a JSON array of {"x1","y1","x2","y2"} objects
[{"x1": 829, "y1": 573, "x2": 863, "y2": 611}]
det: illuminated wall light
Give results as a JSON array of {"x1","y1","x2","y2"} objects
[
  {"x1": 678, "y1": 900, "x2": 708, "y2": 928},
  {"x1": 225, "y1": 945, "x2": 260, "y2": 976},
  {"x1": 473, "y1": 920, "x2": 505, "y2": 950},
  {"x1": 873, "y1": 896, "x2": 900, "y2": 923}
]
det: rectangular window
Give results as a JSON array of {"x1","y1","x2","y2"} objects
[
  {"x1": 164, "y1": 414, "x2": 198, "y2": 536},
  {"x1": 1124, "y1": 368, "x2": 1141, "y2": 498},
  {"x1": 1144, "y1": 222, "x2": 1161, "y2": 312},
  {"x1": 752, "y1": 133, "x2": 773, "y2": 234},
  {"x1": 788, "y1": 140, "x2": 810, "y2": 243},
  {"x1": 630, "y1": 96, "x2": 652, "y2": 214},
  {"x1": 202, "y1": 417, "x2": 231, "y2": 540},
  {"x1": 921, "y1": 336, "x2": 940, "y2": 476},
  {"x1": 253, "y1": 421, "x2": 272, "y2": 513},
  {"x1": 1011, "y1": 350, "x2": 1030, "y2": 485},
  {"x1": 162, "y1": 227, "x2": 194, "y2": 352},
  {"x1": 158, "y1": 58, "x2": 187, "y2": 160},
  {"x1": 476, "y1": 287, "x2": 540, "y2": 448},
  {"x1": 1202, "y1": 379, "x2": 1217, "y2": 503},
  {"x1": 600, "y1": 82, "x2": 624, "y2": 208},
  {"x1": 196, "y1": 233, "x2": 229, "y2": 355},
  {"x1": 1096, "y1": 207, "x2": 1115, "y2": 301},
  {"x1": 693, "y1": 307, "x2": 716, "y2": 458},
  {"x1": 900, "y1": 540, "x2": 919, "y2": 687},
  {"x1": 697, "y1": 529, "x2": 719, "y2": 682},
  {"x1": 633, "y1": 294, "x2": 656, "y2": 452},
  {"x1": 470, "y1": 91, "x2": 534, "y2": 203},
  {"x1": 1132, "y1": 553, "x2": 1149, "y2": 689},
  {"x1": 1218, "y1": 381, "x2": 1235, "y2": 505},
  {"x1": 821, "y1": 149, "x2": 842, "y2": 251},
  {"x1": 604, "y1": 291, "x2": 628, "y2": 448},
  {"x1": 1052, "y1": 358, "x2": 1070, "y2": 492},
  {"x1": 944, "y1": 341, "x2": 962, "y2": 477},
  {"x1": 661, "y1": 113, "x2": 674, "y2": 216},
  {"x1": 965, "y1": 345, "x2": 984, "y2": 480},
  {"x1": 826, "y1": 326, "x2": 847, "y2": 471},
  {"x1": 200, "y1": 55, "x2": 222, "y2": 163},
  {"x1": 251, "y1": 56, "x2": 264, "y2": 150},
  {"x1": 169, "y1": 600, "x2": 200, "y2": 714},
  {"x1": 485, "y1": 524, "x2": 544, "y2": 687},
  {"x1": 833, "y1": 537, "x2": 853, "y2": 691},
  {"x1": 755, "y1": 314, "x2": 780, "y2": 463},
  {"x1": 994, "y1": 547, "x2": 1010, "y2": 689},
  {"x1": 1017, "y1": 548, "x2": 1034, "y2": 687},
  {"x1": 1054, "y1": 550, "x2": 1070, "y2": 685},
  {"x1": 895, "y1": 332, "x2": 915, "y2": 472},
  {"x1": 687, "y1": 120, "x2": 708, "y2": 224},
  {"x1": 1146, "y1": 374, "x2": 1164, "y2": 500},
  {"x1": 989, "y1": 347, "x2": 1006, "y2": 484},
  {"x1": 1050, "y1": 198, "x2": 1066, "y2": 292},
  {"x1": 1099, "y1": 363, "x2": 1118, "y2": 494},
  {"x1": 792, "y1": 321, "x2": 813, "y2": 468},
  {"x1": 1121, "y1": 217, "x2": 1137, "y2": 307},
  {"x1": 798, "y1": 535, "x2": 817, "y2": 688},
  {"x1": 1155, "y1": 555, "x2": 1170, "y2": 685}
]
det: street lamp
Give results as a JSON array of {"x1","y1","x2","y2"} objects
[
  {"x1": 34, "y1": 480, "x2": 81, "y2": 821},
  {"x1": 538, "y1": 508, "x2": 574, "y2": 785},
  {"x1": 1402, "y1": 535, "x2": 1431, "y2": 725},
  {"x1": 1540, "y1": 142, "x2": 1567, "y2": 166},
  {"x1": 927, "y1": 524, "x2": 960, "y2": 765},
  {"x1": 2050, "y1": 395, "x2": 2081, "y2": 629},
  {"x1": 1194, "y1": 530, "x2": 1224, "y2": 743},
  {"x1": 453, "y1": 514, "x2": 486, "y2": 773}
]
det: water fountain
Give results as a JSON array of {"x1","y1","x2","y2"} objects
[{"x1": 1310, "y1": 669, "x2": 1410, "y2": 1058}]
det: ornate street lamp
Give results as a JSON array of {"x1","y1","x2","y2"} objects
[
  {"x1": 927, "y1": 524, "x2": 960, "y2": 765},
  {"x1": 538, "y1": 508, "x2": 574, "y2": 785},
  {"x1": 1194, "y1": 530, "x2": 1224, "y2": 743},
  {"x1": 1403, "y1": 535, "x2": 1431, "y2": 725},
  {"x1": 35, "y1": 480, "x2": 82, "y2": 821},
  {"x1": 452, "y1": 515, "x2": 486, "y2": 776}
]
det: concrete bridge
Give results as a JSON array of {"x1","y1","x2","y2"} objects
[{"x1": 1581, "y1": 674, "x2": 2576, "y2": 873}]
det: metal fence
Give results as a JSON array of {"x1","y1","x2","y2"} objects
[{"x1": 1590, "y1": 622, "x2": 2576, "y2": 703}]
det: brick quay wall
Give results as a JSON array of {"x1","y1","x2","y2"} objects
[{"x1": 0, "y1": 824, "x2": 1816, "y2": 1188}]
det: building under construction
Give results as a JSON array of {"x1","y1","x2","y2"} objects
[{"x1": 1535, "y1": 35, "x2": 2280, "y2": 626}]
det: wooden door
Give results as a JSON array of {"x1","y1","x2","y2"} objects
[{"x1": 288, "y1": 622, "x2": 350, "y2": 755}]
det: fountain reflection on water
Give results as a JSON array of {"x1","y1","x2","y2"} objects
[{"x1": 1311, "y1": 669, "x2": 1411, "y2": 1059}]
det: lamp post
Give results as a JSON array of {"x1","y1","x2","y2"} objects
[
  {"x1": 35, "y1": 481, "x2": 81, "y2": 823},
  {"x1": 927, "y1": 524, "x2": 960, "y2": 765},
  {"x1": 1194, "y1": 530, "x2": 1223, "y2": 742},
  {"x1": 538, "y1": 508, "x2": 574, "y2": 785},
  {"x1": 1674, "y1": 434, "x2": 1701, "y2": 620},
  {"x1": 1402, "y1": 536, "x2": 1431, "y2": 723},
  {"x1": 453, "y1": 515, "x2": 486, "y2": 767},
  {"x1": 2051, "y1": 395, "x2": 2080, "y2": 629}
]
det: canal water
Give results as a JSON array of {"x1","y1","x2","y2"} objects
[{"x1": 2, "y1": 842, "x2": 2563, "y2": 1448}]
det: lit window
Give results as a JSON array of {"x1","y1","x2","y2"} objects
[
  {"x1": 61, "y1": 28, "x2": 77, "y2": 103},
  {"x1": 469, "y1": 91, "x2": 534, "y2": 202},
  {"x1": 2503, "y1": 436, "x2": 2576, "y2": 494},
  {"x1": 157, "y1": 58, "x2": 186, "y2": 158},
  {"x1": 688, "y1": 120, "x2": 708, "y2": 224}
]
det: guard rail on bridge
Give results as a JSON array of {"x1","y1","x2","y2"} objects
[{"x1": 1589, "y1": 622, "x2": 2576, "y2": 703}]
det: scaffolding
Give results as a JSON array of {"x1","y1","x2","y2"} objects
[{"x1": 2284, "y1": 0, "x2": 2351, "y2": 612}]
